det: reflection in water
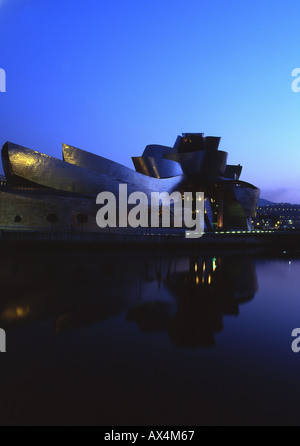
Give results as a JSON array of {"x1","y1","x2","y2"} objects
[
  {"x1": 0, "y1": 247, "x2": 258, "y2": 348},
  {"x1": 127, "y1": 256, "x2": 258, "y2": 347}
]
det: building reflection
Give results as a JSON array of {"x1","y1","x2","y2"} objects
[
  {"x1": 0, "y1": 247, "x2": 258, "y2": 348},
  {"x1": 127, "y1": 256, "x2": 258, "y2": 347}
]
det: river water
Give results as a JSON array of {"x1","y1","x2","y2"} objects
[{"x1": 0, "y1": 245, "x2": 299, "y2": 426}]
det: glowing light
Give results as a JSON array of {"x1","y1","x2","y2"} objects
[
  {"x1": 212, "y1": 257, "x2": 217, "y2": 272},
  {"x1": 2, "y1": 305, "x2": 30, "y2": 321}
]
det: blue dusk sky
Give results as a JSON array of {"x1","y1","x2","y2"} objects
[{"x1": 0, "y1": 0, "x2": 300, "y2": 203}]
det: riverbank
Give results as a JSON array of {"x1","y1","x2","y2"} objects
[{"x1": 0, "y1": 229, "x2": 300, "y2": 250}]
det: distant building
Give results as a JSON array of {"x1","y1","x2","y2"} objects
[
  {"x1": 255, "y1": 204, "x2": 300, "y2": 230},
  {"x1": 0, "y1": 133, "x2": 260, "y2": 233}
]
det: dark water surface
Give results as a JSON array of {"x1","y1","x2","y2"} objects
[{"x1": 0, "y1": 245, "x2": 300, "y2": 426}]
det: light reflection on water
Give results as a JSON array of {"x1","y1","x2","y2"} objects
[{"x1": 0, "y1": 246, "x2": 300, "y2": 426}]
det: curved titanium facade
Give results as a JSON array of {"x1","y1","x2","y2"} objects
[
  {"x1": 0, "y1": 132, "x2": 260, "y2": 232},
  {"x1": 64, "y1": 143, "x2": 183, "y2": 180},
  {"x1": 3, "y1": 142, "x2": 183, "y2": 197}
]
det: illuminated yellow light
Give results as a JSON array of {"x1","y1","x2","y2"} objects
[
  {"x1": 208, "y1": 275, "x2": 212, "y2": 285},
  {"x1": 195, "y1": 263, "x2": 198, "y2": 273},
  {"x1": 2, "y1": 305, "x2": 30, "y2": 321},
  {"x1": 196, "y1": 276, "x2": 200, "y2": 285},
  {"x1": 17, "y1": 307, "x2": 26, "y2": 317},
  {"x1": 203, "y1": 262, "x2": 206, "y2": 273}
]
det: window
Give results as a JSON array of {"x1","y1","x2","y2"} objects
[
  {"x1": 47, "y1": 214, "x2": 58, "y2": 224},
  {"x1": 77, "y1": 214, "x2": 88, "y2": 224}
]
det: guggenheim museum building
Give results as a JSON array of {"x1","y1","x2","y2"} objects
[{"x1": 0, "y1": 133, "x2": 260, "y2": 233}]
